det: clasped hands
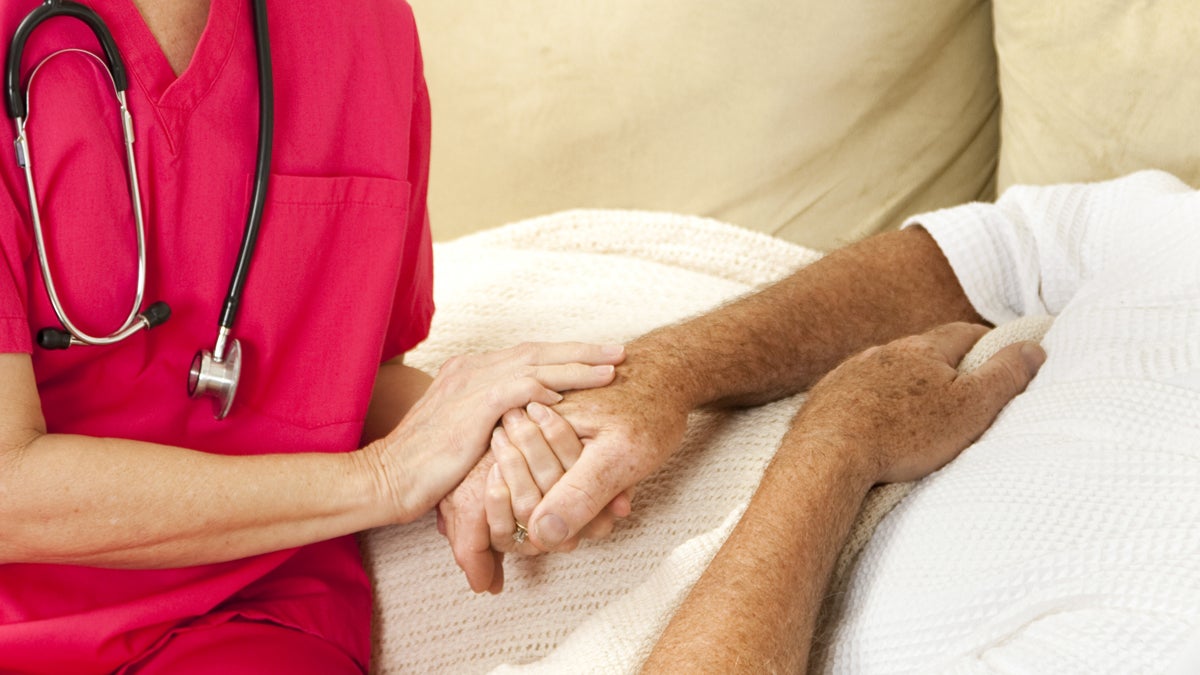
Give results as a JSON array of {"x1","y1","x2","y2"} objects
[{"x1": 432, "y1": 322, "x2": 1045, "y2": 595}]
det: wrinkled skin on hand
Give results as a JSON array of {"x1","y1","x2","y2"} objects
[
  {"x1": 366, "y1": 342, "x2": 621, "y2": 525},
  {"x1": 641, "y1": 323, "x2": 1043, "y2": 672},
  {"x1": 438, "y1": 355, "x2": 686, "y2": 592},
  {"x1": 522, "y1": 358, "x2": 690, "y2": 551},
  {"x1": 794, "y1": 322, "x2": 1046, "y2": 484}
]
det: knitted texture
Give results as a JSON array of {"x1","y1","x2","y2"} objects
[
  {"x1": 809, "y1": 314, "x2": 1055, "y2": 672},
  {"x1": 365, "y1": 173, "x2": 1200, "y2": 673},
  {"x1": 360, "y1": 211, "x2": 1059, "y2": 673},
  {"x1": 814, "y1": 170, "x2": 1200, "y2": 673},
  {"x1": 362, "y1": 210, "x2": 818, "y2": 673}
]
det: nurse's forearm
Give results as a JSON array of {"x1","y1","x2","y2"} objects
[{"x1": 0, "y1": 432, "x2": 393, "y2": 568}]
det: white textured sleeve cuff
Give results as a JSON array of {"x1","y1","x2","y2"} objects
[{"x1": 902, "y1": 201, "x2": 1046, "y2": 326}]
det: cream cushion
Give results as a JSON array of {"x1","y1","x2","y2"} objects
[
  {"x1": 995, "y1": 0, "x2": 1200, "y2": 190},
  {"x1": 410, "y1": 0, "x2": 999, "y2": 251}
]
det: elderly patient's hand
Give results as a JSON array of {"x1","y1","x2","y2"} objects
[
  {"x1": 521, "y1": 352, "x2": 693, "y2": 552},
  {"x1": 523, "y1": 322, "x2": 1045, "y2": 557},
  {"x1": 797, "y1": 321, "x2": 1046, "y2": 484}
]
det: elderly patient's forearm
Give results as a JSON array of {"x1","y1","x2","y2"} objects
[
  {"x1": 643, "y1": 433, "x2": 872, "y2": 673},
  {"x1": 627, "y1": 228, "x2": 980, "y2": 411},
  {"x1": 0, "y1": 433, "x2": 386, "y2": 569}
]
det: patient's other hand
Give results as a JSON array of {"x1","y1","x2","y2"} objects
[{"x1": 797, "y1": 322, "x2": 1046, "y2": 484}]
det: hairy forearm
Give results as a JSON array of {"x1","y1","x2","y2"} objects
[
  {"x1": 626, "y1": 228, "x2": 980, "y2": 410},
  {"x1": 0, "y1": 433, "x2": 389, "y2": 568},
  {"x1": 644, "y1": 431, "x2": 873, "y2": 672}
]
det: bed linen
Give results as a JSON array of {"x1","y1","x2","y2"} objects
[{"x1": 362, "y1": 208, "x2": 1198, "y2": 673}]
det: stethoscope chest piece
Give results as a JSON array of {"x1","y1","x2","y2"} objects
[{"x1": 188, "y1": 337, "x2": 242, "y2": 420}]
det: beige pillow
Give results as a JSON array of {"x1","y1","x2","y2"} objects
[
  {"x1": 995, "y1": 0, "x2": 1200, "y2": 191},
  {"x1": 410, "y1": 1, "x2": 998, "y2": 251}
]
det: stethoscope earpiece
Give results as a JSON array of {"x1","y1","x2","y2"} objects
[
  {"x1": 36, "y1": 300, "x2": 171, "y2": 350},
  {"x1": 36, "y1": 327, "x2": 72, "y2": 350},
  {"x1": 141, "y1": 301, "x2": 171, "y2": 328}
]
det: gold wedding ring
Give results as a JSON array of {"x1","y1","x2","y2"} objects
[{"x1": 513, "y1": 522, "x2": 528, "y2": 545}]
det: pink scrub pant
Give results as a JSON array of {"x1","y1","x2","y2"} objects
[{"x1": 123, "y1": 620, "x2": 361, "y2": 674}]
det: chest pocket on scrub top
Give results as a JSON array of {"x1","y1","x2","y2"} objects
[{"x1": 237, "y1": 174, "x2": 411, "y2": 431}]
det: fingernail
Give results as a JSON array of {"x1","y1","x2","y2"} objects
[
  {"x1": 1020, "y1": 343, "x2": 1047, "y2": 373},
  {"x1": 549, "y1": 391, "x2": 564, "y2": 404},
  {"x1": 592, "y1": 364, "x2": 615, "y2": 377},
  {"x1": 527, "y1": 401, "x2": 551, "y2": 424},
  {"x1": 535, "y1": 514, "x2": 568, "y2": 548},
  {"x1": 602, "y1": 344, "x2": 625, "y2": 357}
]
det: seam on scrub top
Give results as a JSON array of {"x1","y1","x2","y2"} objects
[{"x1": 269, "y1": 198, "x2": 405, "y2": 208}]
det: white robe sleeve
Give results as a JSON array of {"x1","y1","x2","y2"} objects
[{"x1": 903, "y1": 169, "x2": 1195, "y2": 325}]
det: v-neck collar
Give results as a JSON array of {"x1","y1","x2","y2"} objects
[{"x1": 99, "y1": 0, "x2": 243, "y2": 138}]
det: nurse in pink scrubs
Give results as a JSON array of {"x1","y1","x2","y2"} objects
[{"x1": 0, "y1": 0, "x2": 620, "y2": 672}]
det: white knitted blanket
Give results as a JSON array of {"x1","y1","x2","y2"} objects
[
  {"x1": 362, "y1": 210, "x2": 814, "y2": 673},
  {"x1": 360, "y1": 210, "x2": 1053, "y2": 673}
]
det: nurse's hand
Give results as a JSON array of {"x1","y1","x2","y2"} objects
[{"x1": 358, "y1": 342, "x2": 625, "y2": 526}]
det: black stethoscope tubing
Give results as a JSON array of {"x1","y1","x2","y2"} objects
[
  {"x1": 224, "y1": 0, "x2": 272, "y2": 335},
  {"x1": 5, "y1": 1, "x2": 127, "y2": 120}
]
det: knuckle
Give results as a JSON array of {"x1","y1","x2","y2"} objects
[
  {"x1": 494, "y1": 444, "x2": 522, "y2": 473},
  {"x1": 512, "y1": 496, "x2": 540, "y2": 518},
  {"x1": 532, "y1": 468, "x2": 564, "y2": 490},
  {"x1": 486, "y1": 482, "x2": 510, "y2": 502},
  {"x1": 559, "y1": 481, "x2": 603, "y2": 522},
  {"x1": 508, "y1": 419, "x2": 541, "y2": 447},
  {"x1": 488, "y1": 525, "x2": 510, "y2": 543},
  {"x1": 483, "y1": 385, "x2": 504, "y2": 411},
  {"x1": 542, "y1": 424, "x2": 573, "y2": 449},
  {"x1": 519, "y1": 377, "x2": 543, "y2": 399},
  {"x1": 492, "y1": 379, "x2": 535, "y2": 409}
]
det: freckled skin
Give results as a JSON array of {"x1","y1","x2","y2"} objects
[
  {"x1": 644, "y1": 323, "x2": 1043, "y2": 672},
  {"x1": 440, "y1": 228, "x2": 988, "y2": 591}
]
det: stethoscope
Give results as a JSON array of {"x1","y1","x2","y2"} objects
[{"x1": 4, "y1": 0, "x2": 274, "y2": 419}]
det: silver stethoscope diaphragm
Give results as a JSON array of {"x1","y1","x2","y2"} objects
[{"x1": 188, "y1": 329, "x2": 242, "y2": 420}]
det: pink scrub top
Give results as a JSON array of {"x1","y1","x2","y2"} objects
[{"x1": 0, "y1": 0, "x2": 434, "y2": 671}]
